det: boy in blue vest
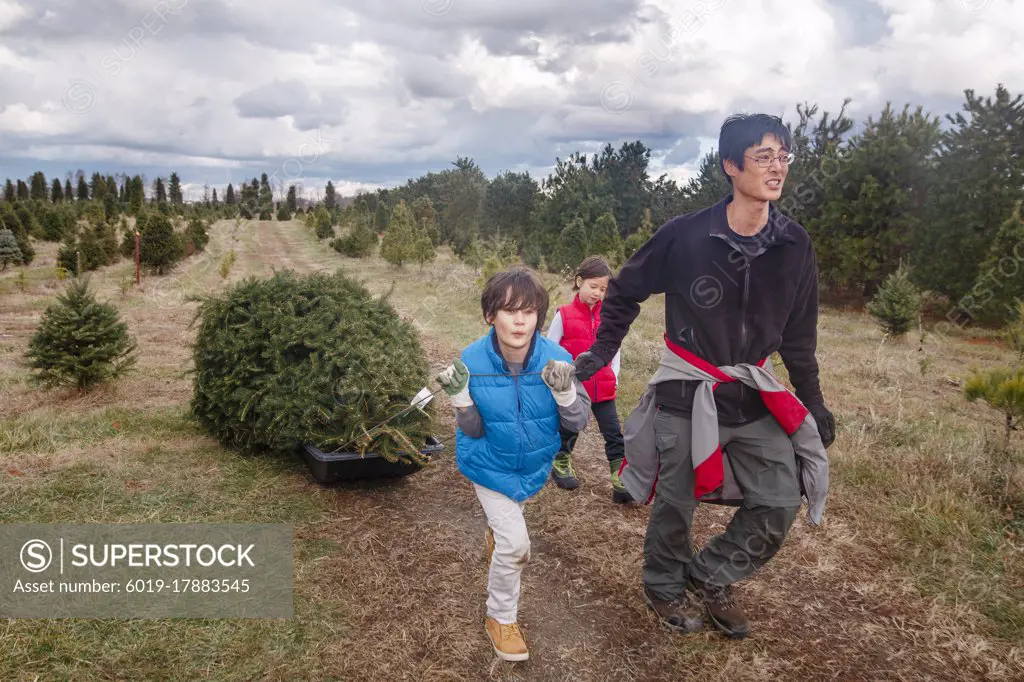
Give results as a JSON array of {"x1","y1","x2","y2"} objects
[{"x1": 436, "y1": 266, "x2": 591, "y2": 662}]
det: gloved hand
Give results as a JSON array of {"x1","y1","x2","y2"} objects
[
  {"x1": 809, "y1": 404, "x2": 836, "y2": 449},
  {"x1": 436, "y1": 360, "x2": 473, "y2": 409},
  {"x1": 574, "y1": 351, "x2": 606, "y2": 382},
  {"x1": 542, "y1": 359, "x2": 577, "y2": 407}
]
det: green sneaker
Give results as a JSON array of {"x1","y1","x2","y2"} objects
[
  {"x1": 551, "y1": 452, "x2": 579, "y2": 490},
  {"x1": 609, "y1": 458, "x2": 634, "y2": 504}
]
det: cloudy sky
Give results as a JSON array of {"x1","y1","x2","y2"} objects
[{"x1": 1, "y1": 0, "x2": 1023, "y2": 200}]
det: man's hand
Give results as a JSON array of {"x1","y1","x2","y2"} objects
[
  {"x1": 542, "y1": 359, "x2": 577, "y2": 407},
  {"x1": 574, "y1": 351, "x2": 606, "y2": 382},
  {"x1": 436, "y1": 360, "x2": 473, "y2": 408},
  {"x1": 809, "y1": 404, "x2": 836, "y2": 448}
]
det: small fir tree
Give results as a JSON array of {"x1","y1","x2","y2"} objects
[
  {"x1": 965, "y1": 367, "x2": 1024, "y2": 452},
  {"x1": 25, "y1": 278, "x2": 137, "y2": 391},
  {"x1": 0, "y1": 228, "x2": 23, "y2": 270},
  {"x1": 866, "y1": 264, "x2": 923, "y2": 338}
]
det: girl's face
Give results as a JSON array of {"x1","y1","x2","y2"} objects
[
  {"x1": 487, "y1": 307, "x2": 538, "y2": 362},
  {"x1": 577, "y1": 276, "x2": 610, "y2": 307}
]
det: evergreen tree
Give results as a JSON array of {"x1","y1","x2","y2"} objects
[
  {"x1": 914, "y1": 85, "x2": 1024, "y2": 301},
  {"x1": 810, "y1": 103, "x2": 940, "y2": 296},
  {"x1": 373, "y1": 201, "x2": 388, "y2": 233},
  {"x1": 64, "y1": 179, "x2": 73, "y2": 202},
  {"x1": 138, "y1": 213, "x2": 180, "y2": 274},
  {"x1": 413, "y1": 217, "x2": 436, "y2": 268},
  {"x1": 1, "y1": 202, "x2": 34, "y2": 264},
  {"x1": 94, "y1": 220, "x2": 120, "y2": 265},
  {"x1": 29, "y1": 172, "x2": 47, "y2": 201},
  {"x1": 381, "y1": 201, "x2": 417, "y2": 267},
  {"x1": 76, "y1": 174, "x2": 89, "y2": 201},
  {"x1": 482, "y1": 171, "x2": 537, "y2": 244},
  {"x1": 16, "y1": 180, "x2": 29, "y2": 201},
  {"x1": 168, "y1": 172, "x2": 184, "y2": 206},
  {"x1": 412, "y1": 195, "x2": 440, "y2": 245},
  {"x1": 964, "y1": 367, "x2": 1024, "y2": 452},
  {"x1": 51, "y1": 178, "x2": 64, "y2": 203},
  {"x1": 0, "y1": 228, "x2": 23, "y2": 270},
  {"x1": 25, "y1": 278, "x2": 137, "y2": 391},
  {"x1": 591, "y1": 141, "x2": 652, "y2": 236},
  {"x1": 154, "y1": 177, "x2": 167, "y2": 206},
  {"x1": 590, "y1": 212, "x2": 624, "y2": 265},
  {"x1": 128, "y1": 176, "x2": 145, "y2": 215},
  {"x1": 866, "y1": 264, "x2": 923, "y2": 338},
  {"x1": 225, "y1": 183, "x2": 236, "y2": 206},
  {"x1": 212, "y1": 188, "x2": 219, "y2": 206},
  {"x1": 324, "y1": 181, "x2": 337, "y2": 211},
  {"x1": 259, "y1": 173, "x2": 273, "y2": 219},
  {"x1": 552, "y1": 217, "x2": 590, "y2": 274},
  {"x1": 778, "y1": 99, "x2": 854, "y2": 224},
  {"x1": 3, "y1": 179, "x2": 14, "y2": 202},
  {"x1": 972, "y1": 201, "x2": 1024, "y2": 323},
  {"x1": 286, "y1": 185, "x2": 298, "y2": 213},
  {"x1": 313, "y1": 207, "x2": 334, "y2": 240},
  {"x1": 277, "y1": 204, "x2": 292, "y2": 221},
  {"x1": 624, "y1": 208, "x2": 655, "y2": 260}
]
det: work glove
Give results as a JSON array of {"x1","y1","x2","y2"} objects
[
  {"x1": 436, "y1": 359, "x2": 473, "y2": 409},
  {"x1": 573, "y1": 351, "x2": 606, "y2": 382},
  {"x1": 542, "y1": 359, "x2": 577, "y2": 407},
  {"x1": 809, "y1": 404, "x2": 836, "y2": 449}
]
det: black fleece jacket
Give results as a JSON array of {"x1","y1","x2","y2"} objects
[{"x1": 590, "y1": 195, "x2": 824, "y2": 425}]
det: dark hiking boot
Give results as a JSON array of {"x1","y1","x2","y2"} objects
[
  {"x1": 551, "y1": 451, "x2": 579, "y2": 489},
  {"x1": 689, "y1": 578, "x2": 750, "y2": 639},
  {"x1": 643, "y1": 586, "x2": 704, "y2": 634},
  {"x1": 609, "y1": 458, "x2": 633, "y2": 504}
]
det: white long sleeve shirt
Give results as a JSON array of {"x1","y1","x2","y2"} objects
[{"x1": 546, "y1": 309, "x2": 621, "y2": 381}]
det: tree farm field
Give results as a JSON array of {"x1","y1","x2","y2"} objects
[{"x1": 0, "y1": 218, "x2": 1022, "y2": 681}]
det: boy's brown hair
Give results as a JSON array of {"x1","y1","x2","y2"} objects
[
  {"x1": 572, "y1": 255, "x2": 614, "y2": 291},
  {"x1": 481, "y1": 266, "x2": 549, "y2": 328}
]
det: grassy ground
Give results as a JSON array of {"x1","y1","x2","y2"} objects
[{"x1": 1, "y1": 219, "x2": 1021, "y2": 680}]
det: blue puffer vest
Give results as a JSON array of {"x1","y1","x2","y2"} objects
[{"x1": 456, "y1": 328, "x2": 573, "y2": 501}]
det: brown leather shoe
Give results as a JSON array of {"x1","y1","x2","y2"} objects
[
  {"x1": 485, "y1": 617, "x2": 529, "y2": 662},
  {"x1": 689, "y1": 579, "x2": 750, "y2": 639},
  {"x1": 643, "y1": 586, "x2": 704, "y2": 633}
]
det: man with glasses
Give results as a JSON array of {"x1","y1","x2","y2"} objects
[{"x1": 574, "y1": 113, "x2": 835, "y2": 639}]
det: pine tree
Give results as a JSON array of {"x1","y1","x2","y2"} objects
[
  {"x1": 76, "y1": 174, "x2": 89, "y2": 201},
  {"x1": 185, "y1": 218, "x2": 209, "y2": 253},
  {"x1": 965, "y1": 367, "x2": 1024, "y2": 452},
  {"x1": 168, "y1": 172, "x2": 183, "y2": 206},
  {"x1": 973, "y1": 201, "x2": 1024, "y2": 324},
  {"x1": 138, "y1": 213, "x2": 180, "y2": 274},
  {"x1": 590, "y1": 212, "x2": 624, "y2": 265},
  {"x1": 3, "y1": 179, "x2": 14, "y2": 202},
  {"x1": 277, "y1": 204, "x2": 292, "y2": 221},
  {"x1": 94, "y1": 221, "x2": 120, "y2": 265},
  {"x1": 374, "y1": 201, "x2": 388, "y2": 233},
  {"x1": 866, "y1": 264, "x2": 923, "y2": 338},
  {"x1": 64, "y1": 179, "x2": 73, "y2": 202},
  {"x1": 51, "y1": 178, "x2": 64, "y2": 203},
  {"x1": 29, "y1": 172, "x2": 47, "y2": 201},
  {"x1": 624, "y1": 207, "x2": 655, "y2": 260},
  {"x1": 0, "y1": 228, "x2": 23, "y2": 270},
  {"x1": 313, "y1": 207, "x2": 334, "y2": 240},
  {"x1": 324, "y1": 181, "x2": 337, "y2": 211},
  {"x1": 212, "y1": 188, "x2": 219, "y2": 206},
  {"x1": 16, "y1": 180, "x2": 29, "y2": 201},
  {"x1": 154, "y1": 177, "x2": 167, "y2": 206},
  {"x1": 259, "y1": 173, "x2": 273, "y2": 219},
  {"x1": 553, "y1": 217, "x2": 590, "y2": 274},
  {"x1": 128, "y1": 176, "x2": 145, "y2": 215},
  {"x1": 413, "y1": 218, "x2": 436, "y2": 268},
  {"x1": 287, "y1": 185, "x2": 298, "y2": 213},
  {"x1": 225, "y1": 184, "x2": 236, "y2": 206},
  {"x1": 25, "y1": 278, "x2": 137, "y2": 391},
  {"x1": 1, "y1": 202, "x2": 34, "y2": 264},
  {"x1": 380, "y1": 201, "x2": 416, "y2": 267}
]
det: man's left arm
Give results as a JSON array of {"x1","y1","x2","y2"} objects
[{"x1": 777, "y1": 245, "x2": 835, "y2": 446}]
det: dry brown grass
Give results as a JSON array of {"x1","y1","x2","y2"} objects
[{"x1": 1, "y1": 220, "x2": 1022, "y2": 680}]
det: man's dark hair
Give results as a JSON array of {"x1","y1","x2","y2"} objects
[
  {"x1": 573, "y1": 255, "x2": 614, "y2": 291},
  {"x1": 481, "y1": 265, "x2": 549, "y2": 328},
  {"x1": 718, "y1": 113, "x2": 793, "y2": 184}
]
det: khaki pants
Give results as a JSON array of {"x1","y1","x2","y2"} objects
[{"x1": 474, "y1": 483, "x2": 530, "y2": 624}]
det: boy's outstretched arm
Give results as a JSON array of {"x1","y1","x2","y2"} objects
[
  {"x1": 543, "y1": 360, "x2": 590, "y2": 433},
  {"x1": 437, "y1": 360, "x2": 484, "y2": 438},
  {"x1": 557, "y1": 377, "x2": 590, "y2": 433}
]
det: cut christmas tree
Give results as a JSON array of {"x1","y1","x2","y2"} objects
[{"x1": 189, "y1": 269, "x2": 438, "y2": 474}]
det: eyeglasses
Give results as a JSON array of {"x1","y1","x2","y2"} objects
[{"x1": 745, "y1": 152, "x2": 795, "y2": 168}]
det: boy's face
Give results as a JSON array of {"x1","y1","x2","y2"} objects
[
  {"x1": 487, "y1": 306, "x2": 538, "y2": 357},
  {"x1": 725, "y1": 133, "x2": 790, "y2": 202}
]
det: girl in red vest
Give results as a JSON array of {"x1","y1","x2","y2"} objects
[{"x1": 546, "y1": 256, "x2": 632, "y2": 503}]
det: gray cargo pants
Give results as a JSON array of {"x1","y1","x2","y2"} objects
[{"x1": 643, "y1": 409, "x2": 801, "y2": 600}]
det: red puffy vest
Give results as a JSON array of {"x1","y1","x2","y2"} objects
[{"x1": 557, "y1": 295, "x2": 617, "y2": 403}]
